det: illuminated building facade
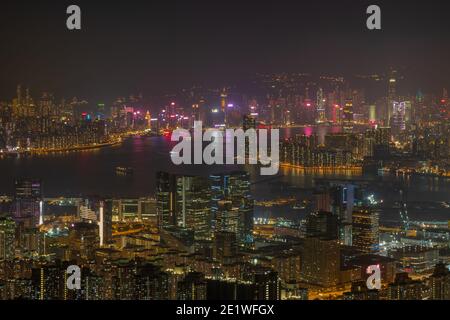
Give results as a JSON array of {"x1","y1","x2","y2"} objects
[
  {"x1": 352, "y1": 207, "x2": 379, "y2": 254},
  {"x1": 209, "y1": 171, "x2": 253, "y2": 247},
  {"x1": 13, "y1": 179, "x2": 43, "y2": 227},
  {"x1": 0, "y1": 217, "x2": 15, "y2": 261}
]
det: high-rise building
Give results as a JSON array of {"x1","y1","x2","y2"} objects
[
  {"x1": 156, "y1": 171, "x2": 177, "y2": 227},
  {"x1": 429, "y1": 263, "x2": 450, "y2": 300},
  {"x1": 387, "y1": 69, "x2": 398, "y2": 124},
  {"x1": 31, "y1": 265, "x2": 65, "y2": 300},
  {"x1": 387, "y1": 272, "x2": 423, "y2": 300},
  {"x1": 13, "y1": 179, "x2": 43, "y2": 227},
  {"x1": 175, "y1": 175, "x2": 211, "y2": 241},
  {"x1": 0, "y1": 216, "x2": 15, "y2": 261},
  {"x1": 215, "y1": 200, "x2": 239, "y2": 234},
  {"x1": 316, "y1": 88, "x2": 326, "y2": 123},
  {"x1": 244, "y1": 267, "x2": 281, "y2": 300},
  {"x1": 78, "y1": 267, "x2": 104, "y2": 300},
  {"x1": 210, "y1": 171, "x2": 253, "y2": 246},
  {"x1": 135, "y1": 264, "x2": 169, "y2": 300},
  {"x1": 352, "y1": 207, "x2": 379, "y2": 254},
  {"x1": 305, "y1": 211, "x2": 339, "y2": 240},
  {"x1": 343, "y1": 99, "x2": 354, "y2": 123},
  {"x1": 301, "y1": 237, "x2": 341, "y2": 287},
  {"x1": 392, "y1": 101, "x2": 407, "y2": 133},
  {"x1": 99, "y1": 200, "x2": 113, "y2": 246},
  {"x1": 157, "y1": 172, "x2": 211, "y2": 240},
  {"x1": 69, "y1": 222, "x2": 99, "y2": 261},
  {"x1": 330, "y1": 184, "x2": 355, "y2": 246},
  {"x1": 213, "y1": 231, "x2": 237, "y2": 264},
  {"x1": 177, "y1": 272, "x2": 207, "y2": 300}
]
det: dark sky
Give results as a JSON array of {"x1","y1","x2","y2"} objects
[{"x1": 1, "y1": 0, "x2": 450, "y2": 102}]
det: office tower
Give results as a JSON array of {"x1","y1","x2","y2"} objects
[
  {"x1": 270, "y1": 250, "x2": 302, "y2": 285},
  {"x1": 305, "y1": 211, "x2": 339, "y2": 240},
  {"x1": 387, "y1": 69, "x2": 397, "y2": 123},
  {"x1": 372, "y1": 126, "x2": 391, "y2": 160},
  {"x1": 111, "y1": 198, "x2": 151, "y2": 221},
  {"x1": 392, "y1": 101, "x2": 406, "y2": 133},
  {"x1": 139, "y1": 197, "x2": 157, "y2": 222},
  {"x1": 13, "y1": 179, "x2": 43, "y2": 227},
  {"x1": 220, "y1": 88, "x2": 227, "y2": 114},
  {"x1": 352, "y1": 206, "x2": 379, "y2": 254},
  {"x1": 157, "y1": 172, "x2": 212, "y2": 239},
  {"x1": 343, "y1": 99, "x2": 354, "y2": 123},
  {"x1": 99, "y1": 200, "x2": 113, "y2": 246},
  {"x1": 215, "y1": 200, "x2": 239, "y2": 234},
  {"x1": 301, "y1": 99, "x2": 315, "y2": 124},
  {"x1": 175, "y1": 175, "x2": 211, "y2": 240},
  {"x1": 362, "y1": 129, "x2": 376, "y2": 157},
  {"x1": 330, "y1": 184, "x2": 355, "y2": 246},
  {"x1": 313, "y1": 189, "x2": 331, "y2": 212},
  {"x1": 301, "y1": 237, "x2": 340, "y2": 287},
  {"x1": 0, "y1": 217, "x2": 15, "y2": 261},
  {"x1": 20, "y1": 227, "x2": 45, "y2": 256},
  {"x1": 156, "y1": 171, "x2": 177, "y2": 227},
  {"x1": 177, "y1": 272, "x2": 207, "y2": 300},
  {"x1": 210, "y1": 171, "x2": 253, "y2": 247},
  {"x1": 387, "y1": 273, "x2": 424, "y2": 300},
  {"x1": 213, "y1": 231, "x2": 237, "y2": 264},
  {"x1": 429, "y1": 263, "x2": 450, "y2": 300},
  {"x1": 69, "y1": 222, "x2": 99, "y2": 261},
  {"x1": 316, "y1": 88, "x2": 326, "y2": 123},
  {"x1": 368, "y1": 105, "x2": 377, "y2": 123},
  {"x1": 391, "y1": 246, "x2": 439, "y2": 274}
]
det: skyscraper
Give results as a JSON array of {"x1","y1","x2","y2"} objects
[
  {"x1": 0, "y1": 216, "x2": 15, "y2": 261},
  {"x1": 343, "y1": 99, "x2": 354, "y2": 123},
  {"x1": 156, "y1": 171, "x2": 177, "y2": 227},
  {"x1": 387, "y1": 272, "x2": 423, "y2": 300},
  {"x1": 13, "y1": 179, "x2": 43, "y2": 227},
  {"x1": 210, "y1": 171, "x2": 253, "y2": 247},
  {"x1": 244, "y1": 267, "x2": 281, "y2": 300},
  {"x1": 352, "y1": 206, "x2": 379, "y2": 254},
  {"x1": 316, "y1": 88, "x2": 326, "y2": 123},
  {"x1": 429, "y1": 263, "x2": 450, "y2": 300},
  {"x1": 305, "y1": 211, "x2": 339, "y2": 240},
  {"x1": 177, "y1": 272, "x2": 207, "y2": 300},
  {"x1": 387, "y1": 69, "x2": 398, "y2": 124},
  {"x1": 175, "y1": 175, "x2": 211, "y2": 241},
  {"x1": 330, "y1": 184, "x2": 355, "y2": 246},
  {"x1": 301, "y1": 237, "x2": 341, "y2": 287},
  {"x1": 157, "y1": 172, "x2": 211, "y2": 240},
  {"x1": 99, "y1": 200, "x2": 113, "y2": 246}
]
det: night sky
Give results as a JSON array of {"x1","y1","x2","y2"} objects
[{"x1": 1, "y1": 0, "x2": 450, "y2": 102}]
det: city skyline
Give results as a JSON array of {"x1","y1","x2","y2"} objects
[{"x1": 2, "y1": 0, "x2": 450, "y2": 304}]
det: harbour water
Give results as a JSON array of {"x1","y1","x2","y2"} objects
[{"x1": 0, "y1": 127, "x2": 449, "y2": 223}]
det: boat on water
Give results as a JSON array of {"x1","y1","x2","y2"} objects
[{"x1": 116, "y1": 166, "x2": 133, "y2": 175}]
